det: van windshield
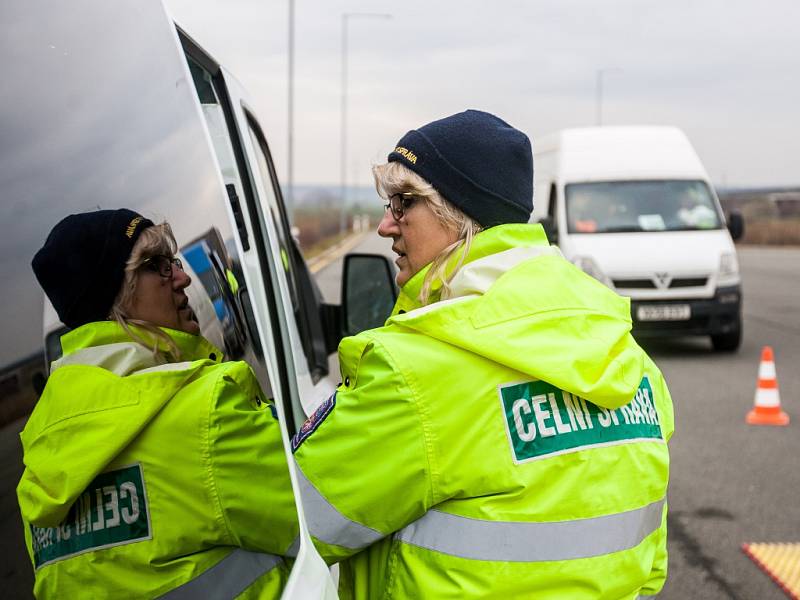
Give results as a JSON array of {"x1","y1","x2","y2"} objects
[{"x1": 564, "y1": 180, "x2": 723, "y2": 233}]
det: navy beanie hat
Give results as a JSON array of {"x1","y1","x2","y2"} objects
[
  {"x1": 32, "y1": 209, "x2": 154, "y2": 329},
  {"x1": 387, "y1": 109, "x2": 533, "y2": 227}
]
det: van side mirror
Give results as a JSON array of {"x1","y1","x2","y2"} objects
[
  {"x1": 539, "y1": 216, "x2": 558, "y2": 245},
  {"x1": 341, "y1": 253, "x2": 397, "y2": 337},
  {"x1": 727, "y1": 210, "x2": 744, "y2": 241}
]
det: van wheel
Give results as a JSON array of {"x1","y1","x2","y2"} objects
[{"x1": 711, "y1": 320, "x2": 742, "y2": 352}]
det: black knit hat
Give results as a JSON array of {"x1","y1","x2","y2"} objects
[
  {"x1": 387, "y1": 109, "x2": 533, "y2": 227},
  {"x1": 32, "y1": 209, "x2": 154, "y2": 329}
]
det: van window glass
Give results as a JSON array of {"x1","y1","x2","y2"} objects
[
  {"x1": 245, "y1": 125, "x2": 299, "y2": 309},
  {"x1": 181, "y1": 233, "x2": 250, "y2": 361},
  {"x1": 548, "y1": 182, "x2": 558, "y2": 224},
  {"x1": 246, "y1": 119, "x2": 330, "y2": 382},
  {"x1": 565, "y1": 180, "x2": 723, "y2": 234},
  {"x1": 181, "y1": 55, "x2": 259, "y2": 361},
  {"x1": 182, "y1": 36, "x2": 326, "y2": 412},
  {"x1": 187, "y1": 57, "x2": 244, "y2": 196}
]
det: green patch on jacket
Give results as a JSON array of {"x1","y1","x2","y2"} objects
[
  {"x1": 499, "y1": 377, "x2": 663, "y2": 463},
  {"x1": 30, "y1": 464, "x2": 151, "y2": 568}
]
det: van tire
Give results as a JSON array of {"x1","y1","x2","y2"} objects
[{"x1": 711, "y1": 321, "x2": 742, "y2": 352}]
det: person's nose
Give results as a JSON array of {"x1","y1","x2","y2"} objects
[
  {"x1": 377, "y1": 209, "x2": 400, "y2": 238},
  {"x1": 172, "y1": 266, "x2": 192, "y2": 290}
]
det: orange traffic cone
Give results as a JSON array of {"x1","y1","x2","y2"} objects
[{"x1": 746, "y1": 346, "x2": 789, "y2": 426}]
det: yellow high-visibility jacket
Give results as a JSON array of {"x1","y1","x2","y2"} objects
[
  {"x1": 17, "y1": 323, "x2": 297, "y2": 599},
  {"x1": 293, "y1": 223, "x2": 674, "y2": 599}
]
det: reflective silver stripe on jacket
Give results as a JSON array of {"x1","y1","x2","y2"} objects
[
  {"x1": 295, "y1": 460, "x2": 385, "y2": 549},
  {"x1": 158, "y1": 549, "x2": 282, "y2": 599},
  {"x1": 396, "y1": 498, "x2": 666, "y2": 562}
]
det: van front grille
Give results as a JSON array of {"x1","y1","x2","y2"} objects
[
  {"x1": 613, "y1": 279, "x2": 656, "y2": 289},
  {"x1": 670, "y1": 277, "x2": 708, "y2": 288},
  {"x1": 613, "y1": 276, "x2": 708, "y2": 289}
]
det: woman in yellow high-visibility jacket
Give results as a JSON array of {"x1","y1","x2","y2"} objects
[
  {"x1": 292, "y1": 110, "x2": 674, "y2": 599},
  {"x1": 19, "y1": 209, "x2": 297, "y2": 598}
]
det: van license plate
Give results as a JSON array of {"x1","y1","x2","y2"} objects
[{"x1": 637, "y1": 304, "x2": 691, "y2": 321}]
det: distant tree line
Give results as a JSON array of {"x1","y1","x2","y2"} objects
[{"x1": 719, "y1": 188, "x2": 800, "y2": 245}]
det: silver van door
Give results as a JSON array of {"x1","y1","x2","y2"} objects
[
  {"x1": 3, "y1": 0, "x2": 324, "y2": 596},
  {"x1": 175, "y1": 28, "x2": 338, "y2": 599}
]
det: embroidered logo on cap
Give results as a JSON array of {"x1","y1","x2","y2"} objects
[
  {"x1": 394, "y1": 146, "x2": 418, "y2": 164},
  {"x1": 125, "y1": 216, "x2": 144, "y2": 238}
]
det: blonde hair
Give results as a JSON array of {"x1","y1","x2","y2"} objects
[
  {"x1": 108, "y1": 222, "x2": 180, "y2": 358},
  {"x1": 373, "y1": 162, "x2": 482, "y2": 305}
]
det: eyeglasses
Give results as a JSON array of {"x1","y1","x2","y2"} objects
[
  {"x1": 384, "y1": 192, "x2": 420, "y2": 222},
  {"x1": 141, "y1": 255, "x2": 184, "y2": 279}
]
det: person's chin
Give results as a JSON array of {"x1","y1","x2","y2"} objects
[
  {"x1": 178, "y1": 310, "x2": 201, "y2": 335},
  {"x1": 181, "y1": 321, "x2": 201, "y2": 335},
  {"x1": 395, "y1": 266, "x2": 412, "y2": 287}
]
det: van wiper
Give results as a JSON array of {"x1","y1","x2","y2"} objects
[{"x1": 677, "y1": 225, "x2": 722, "y2": 231}]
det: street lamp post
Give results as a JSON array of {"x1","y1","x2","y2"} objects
[
  {"x1": 340, "y1": 12, "x2": 391, "y2": 235},
  {"x1": 595, "y1": 68, "x2": 621, "y2": 127},
  {"x1": 287, "y1": 0, "x2": 295, "y2": 209}
]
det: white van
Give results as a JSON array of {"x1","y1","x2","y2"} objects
[
  {"x1": 3, "y1": 1, "x2": 397, "y2": 597},
  {"x1": 532, "y1": 126, "x2": 744, "y2": 351}
]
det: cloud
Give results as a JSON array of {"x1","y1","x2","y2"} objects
[{"x1": 163, "y1": 0, "x2": 800, "y2": 187}]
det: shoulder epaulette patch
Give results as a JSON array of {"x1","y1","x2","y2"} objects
[{"x1": 291, "y1": 392, "x2": 336, "y2": 453}]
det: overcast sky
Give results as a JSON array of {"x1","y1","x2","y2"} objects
[{"x1": 164, "y1": 0, "x2": 800, "y2": 190}]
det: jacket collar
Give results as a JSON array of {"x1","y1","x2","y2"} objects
[
  {"x1": 392, "y1": 223, "x2": 550, "y2": 315},
  {"x1": 59, "y1": 321, "x2": 222, "y2": 367}
]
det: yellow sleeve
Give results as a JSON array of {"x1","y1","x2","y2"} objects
[
  {"x1": 209, "y1": 362, "x2": 299, "y2": 555},
  {"x1": 292, "y1": 334, "x2": 434, "y2": 563}
]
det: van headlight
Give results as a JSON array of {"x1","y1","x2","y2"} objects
[
  {"x1": 573, "y1": 256, "x2": 611, "y2": 287},
  {"x1": 719, "y1": 252, "x2": 739, "y2": 278}
]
